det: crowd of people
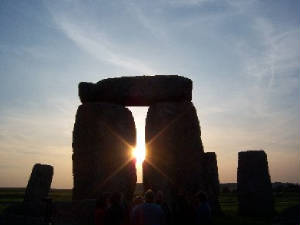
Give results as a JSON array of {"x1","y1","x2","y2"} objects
[{"x1": 95, "y1": 189, "x2": 212, "y2": 225}]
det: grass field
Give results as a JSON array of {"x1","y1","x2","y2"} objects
[
  {"x1": 0, "y1": 188, "x2": 299, "y2": 225},
  {"x1": 0, "y1": 188, "x2": 72, "y2": 215},
  {"x1": 215, "y1": 192, "x2": 299, "y2": 225}
]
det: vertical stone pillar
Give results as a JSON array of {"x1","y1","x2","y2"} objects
[
  {"x1": 144, "y1": 101, "x2": 204, "y2": 203},
  {"x1": 72, "y1": 103, "x2": 136, "y2": 201},
  {"x1": 237, "y1": 150, "x2": 274, "y2": 215},
  {"x1": 24, "y1": 163, "x2": 53, "y2": 203},
  {"x1": 201, "y1": 152, "x2": 221, "y2": 214}
]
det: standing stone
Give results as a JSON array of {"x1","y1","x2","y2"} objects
[
  {"x1": 79, "y1": 75, "x2": 192, "y2": 106},
  {"x1": 24, "y1": 163, "x2": 53, "y2": 203},
  {"x1": 72, "y1": 103, "x2": 136, "y2": 201},
  {"x1": 237, "y1": 150, "x2": 274, "y2": 215},
  {"x1": 144, "y1": 101, "x2": 204, "y2": 204},
  {"x1": 201, "y1": 152, "x2": 221, "y2": 214}
]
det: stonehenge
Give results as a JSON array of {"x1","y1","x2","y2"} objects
[
  {"x1": 73, "y1": 75, "x2": 220, "y2": 211},
  {"x1": 1, "y1": 76, "x2": 280, "y2": 224},
  {"x1": 24, "y1": 163, "x2": 53, "y2": 203},
  {"x1": 237, "y1": 150, "x2": 274, "y2": 215}
]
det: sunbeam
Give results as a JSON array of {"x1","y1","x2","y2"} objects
[{"x1": 132, "y1": 144, "x2": 145, "y2": 165}]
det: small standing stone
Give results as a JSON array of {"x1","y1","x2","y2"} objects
[
  {"x1": 24, "y1": 163, "x2": 53, "y2": 203},
  {"x1": 170, "y1": 151, "x2": 221, "y2": 214},
  {"x1": 237, "y1": 150, "x2": 274, "y2": 215},
  {"x1": 201, "y1": 152, "x2": 221, "y2": 214}
]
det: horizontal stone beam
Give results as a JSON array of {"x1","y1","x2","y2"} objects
[{"x1": 79, "y1": 75, "x2": 192, "y2": 106}]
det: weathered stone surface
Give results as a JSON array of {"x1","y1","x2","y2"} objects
[
  {"x1": 201, "y1": 152, "x2": 221, "y2": 214},
  {"x1": 237, "y1": 150, "x2": 274, "y2": 215},
  {"x1": 24, "y1": 163, "x2": 53, "y2": 203},
  {"x1": 79, "y1": 75, "x2": 192, "y2": 106},
  {"x1": 143, "y1": 101, "x2": 204, "y2": 204},
  {"x1": 72, "y1": 103, "x2": 136, "y2": 201}
]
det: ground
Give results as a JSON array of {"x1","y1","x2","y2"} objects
[{"x1": 0, "y1": 187, "x2": 299, "y2": 225}]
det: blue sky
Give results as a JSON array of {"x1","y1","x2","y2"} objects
[{"x1": 0, "y1": 0, "x2": 299, "y2": 188}]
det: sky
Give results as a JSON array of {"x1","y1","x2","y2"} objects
[{"x1": 0, "y1": 0, "x2": 299, "y2": 188}]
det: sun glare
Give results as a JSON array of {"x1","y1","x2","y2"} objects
[{"x1": 132, "y1": 145, "x2": 145, "y2": 165}]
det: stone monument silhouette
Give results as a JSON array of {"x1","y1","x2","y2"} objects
[{"x1": 72, "y1": 75, "x2": 220, "y2": 212}]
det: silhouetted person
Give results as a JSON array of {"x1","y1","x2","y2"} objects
[
  {"x1": 106, "y1": 192, "x2": 124, "y2": 225},
  {"x1": 193, "y1": 192, "x2": 211, "y2": 225},
  {"x1": 131, "y1": 189, "x2": 165, "y2": 225},
  {"x1": 95, "y1": 195, "x2": 107, "y2": 225},
  {"x1": 130, "y1": 195, "x2": 144, "y2": 225},
  {"x1": 132, "y1": 196, "x2": 144, "y2": 209},
  {"x1": 155, "y1": 191, "x2": 171, "y2": 225}
]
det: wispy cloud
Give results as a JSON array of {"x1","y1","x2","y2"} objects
[
  {"x1": 0, "y1": 99, "x2": 73, "y2": 156},
  {"x1": 125, "y1": 1, "x2": 168, "y2": 41},
  {"x1": 49, "y1": 9, "x2": 155, "y2": 74},
  {"x1": 249, "y1": 18, "x2": 299, "y2": 82},
  {"x1": 230, "y1": 16, "x2": 299, "y2": 117}
]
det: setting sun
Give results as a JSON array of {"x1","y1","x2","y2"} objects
[{"x1": 132, "y1": 145, "x2": 146, "y2": 165}]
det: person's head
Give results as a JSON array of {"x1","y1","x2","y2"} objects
[
  {"x1": 155, "y1": 190, "x2": 164, "y2": 204},
  {"x1": 195, "y1": 191, "x2": 207, "y2": 203},
  {"x1": 110, "y1": 192, "x2": 121, "y2": 205},
  {"x1": 144, "y1": 189, "x2": 155, "y2": 203},
  {"x1": 133, "y1": 195, "x2": 144, "y2": 206}
]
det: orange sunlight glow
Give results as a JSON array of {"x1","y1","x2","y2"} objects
[{"x1": 132, "y1": 144, "x2": 146, "y2": 165}]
